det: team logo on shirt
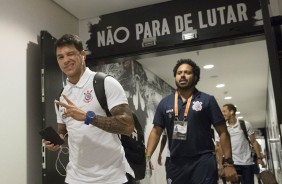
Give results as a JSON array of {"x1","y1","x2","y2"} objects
[
  {"x1": 83, "y1": 89, "x2": 93, "y2": 103},
  {"x1": 192, "y1": 101, "x2": 202, "y2": 111}
]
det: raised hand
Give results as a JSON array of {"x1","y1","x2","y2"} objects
[{"x1": 54, "y1": 94, "x2": 86, "y2": 121}]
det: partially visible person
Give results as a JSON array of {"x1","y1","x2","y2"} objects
[
  {"x1": 216, "y1": 103, "x2": 265, "y2": 184},
  {"x1": 146, "y1": 59, "x2": 238, "y2": 184},
  {"x1": 43, "y1": 34, "x2": 135, "y2": 184}
]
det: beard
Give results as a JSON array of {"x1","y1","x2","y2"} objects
[{"x1": 175, "y1": 79, "x2": 195, "y2": 90}]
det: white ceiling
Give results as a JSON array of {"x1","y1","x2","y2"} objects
[{"x1": 52, "y1": 0, "x2": 269, "y2": 128}]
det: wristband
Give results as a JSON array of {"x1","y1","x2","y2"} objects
[
  {"x1": 257, "y1": 157, "x2": 263, "y2": 160},
  {"x1": 223, "y1": 157, "x2": 234, "y2": 165}
]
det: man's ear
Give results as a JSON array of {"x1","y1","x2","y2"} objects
[{"x1": 81, "y1": 50, "x2": 86, "y2": 59}]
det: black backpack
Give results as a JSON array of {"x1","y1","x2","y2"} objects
[{"x1": 93, "y1": 72, "x2": 146, "y2": 181}]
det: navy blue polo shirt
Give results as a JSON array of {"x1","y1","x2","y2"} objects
[{"x1": 153, "y1": 89, "x2": 225, "y2": 158}]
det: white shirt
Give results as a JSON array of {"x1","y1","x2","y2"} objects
[
  {"x1": 56, "y1": 68, "x2": 134, "y2": 184},
  {"x1": 215, "y1": 119, "x2": 255, "y2": 165}
]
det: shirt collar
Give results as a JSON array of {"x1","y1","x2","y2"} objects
[{"x1": 226, "y1": 119, "x2": 239, "y2": 128}]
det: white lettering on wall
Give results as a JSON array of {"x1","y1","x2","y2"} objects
[
  {"x1": 207, "y1": 9, "x2": 217, "y2": 27},
  {"x1": 175, "y1": 14, "x2": 193, "y2": 33},
  {"x1": 97, "y1": 26, "x2": 130, "y2": 47},
  {"x1": 237, "y1": 3, "x2": 248, "y2": 21},
  {"x1": 199, "y1": 3, "x2": 248, "y2": 28},
  {"x1": 114, "y1": 27, "x2": 130, "y2": 43},
  {"x1": 135, "y1": 18, "x2": 170, "y2": 40},
  {"x1": 106, "y1": 26, "x2": 114, "y2": 45},
  {"x1": 96, "y1": 3, "x2": 250, "y2": 47}
]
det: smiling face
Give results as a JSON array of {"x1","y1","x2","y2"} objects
[
  {"x1": 56, "y1": 44, "x2": 86, "y2": 84},
  {"x1": 175, "y1": 64, "x2": 197, "y2": 90},
  {"x1": 222, "y1": 105, "x2": 233, "y2": 121}
]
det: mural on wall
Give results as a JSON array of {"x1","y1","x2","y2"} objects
[{"x1": 89, "y1": 59, "x2": 174, "y2": 133}]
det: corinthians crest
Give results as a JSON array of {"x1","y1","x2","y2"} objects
[
  {"x1": 83, "y1": 89, "x2": 93, "y2": 103},
  {"x1": 192, "y1": 101, "x2": 203, "y2": 111}
]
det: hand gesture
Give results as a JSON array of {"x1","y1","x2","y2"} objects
[{"x1": 54, "y1": 95, "x2": 86, "y2": 121}]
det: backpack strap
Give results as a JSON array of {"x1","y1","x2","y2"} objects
[
  {"x1": 56, "y1": 72, "x2": 111, "y2": 116},
  {"x1": 94, "y1": 72, "x2": 124, "y2": 140},
  {"x1": 93, "y1": 72, "x2": 111, "y2": 116},
  {"x1": 239, "y1": 120, "x2": 252, "y2": 146}
]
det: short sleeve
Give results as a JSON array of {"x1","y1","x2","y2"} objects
[
  {"x1": 104, "y1": 76, "x2": 128, "y2": 110},
  {"x1": 152, "y1": 99, "x2": 166, "y2": 129},
  {"x1": 209, "y1": 96, "x2": 226, "y2": 126},
  {"x1": 214, "y1": 130, "x2": 220, "y2": 142},
  {"x1": 245, "y1": 120, "x2": 255, "y2": 136}
]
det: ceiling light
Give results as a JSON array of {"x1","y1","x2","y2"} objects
[
  {"x1": 237, "y1": 116, "x2": 243, "y2": 119},
  {"x1": 236, "y1": 111, "x2": 240, "y2": 115},
  {"x1": 224, "y1": 96, "x2": 232, "y2": 100},
  {"x1": 216, "y1": 84, "x2": 225, "y2": 88},
  {"x1": 203, "y1": 64, "x2": 214, "y2": 69}
]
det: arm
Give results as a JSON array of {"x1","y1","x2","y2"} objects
[
  {"x1": 55, "y1": 95, "x2": 134, "y2": 136},
  {"x1": 249, "y1": 134, "x2": 265, "y2": 166},
  {"x1": 214, "y1": 124, "x2": 238, "y2": 182},
  {"x1": 215, "y1": 124, "x2": 232, "y2": 160},
  {"x1": 158, "y1": 134, "x2": 167, "y2": 165},
  {"x1": 146, "y1": 125, "x2": 163, "y2": 158},
  {"x1": 215, "y1": 141, "x2": 224, "y2": 175},
  {"x1": 92, "y1": 103, "x2": 134, "y2": 136}
]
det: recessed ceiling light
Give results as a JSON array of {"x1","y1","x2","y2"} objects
[
  {"x1": 216, "y1": 84, "x2": 225, "y2": 88},
  {"x1": 203, "y1": 64, "x2": 214, "y2": 69},
  {"x1": 237, "y1": 116, "x2": 243, "y2": 119},
  {"x1": 236, "y1": 111, "x2": 240, "y2": 115},
  {"x1": 224, "y1": 96, "x2": 232, "y2": 100}
]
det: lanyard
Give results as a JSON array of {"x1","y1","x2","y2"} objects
[{"x1": 174, "y1": 91, "x2": 192, "y2": 120}]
